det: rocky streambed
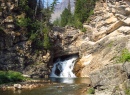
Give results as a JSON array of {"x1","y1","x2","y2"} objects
[
  {"x1": 0, "y1": 83, "x2": 90, "y2": 95},
  {"x1": 0, "y1": 78, "x2": 91, "y2": 95}
]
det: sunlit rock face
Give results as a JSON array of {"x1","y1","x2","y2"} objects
[
  {"x1": 50, "y1": 0, "x2": 130, "y2": 78},
  {"x1": 74, "y1": 0, "x2": 130, "y2": 77},
  {"x1": 50, "y1": 27, "x2": 86, "y2": 58}
]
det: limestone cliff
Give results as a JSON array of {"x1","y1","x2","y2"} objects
[
  {"x1": 51, "y1": 0, "x2": 130, "y2": 83},
  {"x1": 74, "y1": 0, "x2": 130, "y2": 77},
  {"x1": 0, "y1": 0, "x2": 50, "y2": 78},
  {"x1": 75, "y1": 0, "x2": 130, "y2": 94}
]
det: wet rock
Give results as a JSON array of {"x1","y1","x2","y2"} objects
[{"x1": 14, "y1": 84, "x2": 22, "y2": 89}]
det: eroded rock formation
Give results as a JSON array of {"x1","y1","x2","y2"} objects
[
  {"x1": 74, "y1": 0, "x2": 130, "y2": 77},
  {"x1": 51, "y1": 1, "x2": 130, "y2": 93},
  {"x1": 51, "y1": 0, "x2": 130, "y2": 77}
]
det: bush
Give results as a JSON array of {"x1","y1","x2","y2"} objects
[
  {"x1": 87, "y1": 88, "x2": 95, "y2": 94},
  {"x1": 43, "y1": 27, "x2": 51, "y2": 49},
  {"x1": 29, "y1": 32, "x2": 37, "y2": 41},
  {"x1": 0, "y1": 71, "x2": 25, "y2": 84},
  {"x1": 16, "y1": 17, "x2": 31, "y2": 28},
  {"x1": 116, "y1": 49, "x2": 130, "y2": 63},
  {"x1": 81, "y1": 27, "x2": 86, "y2": 32},
  {"x1": 74, "y1": 19, "x2": 83, "y2": 29},
  {"x1": 125, "y1": 88, "x2": 130, "y2": 95}
]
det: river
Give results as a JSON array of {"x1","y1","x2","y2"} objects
[
  {"x1": 0, "y1": 55, "x2": 91, "y2": 95},
  {"x1": 0, "y1": 77, "x2": 91, "y2": 95}
]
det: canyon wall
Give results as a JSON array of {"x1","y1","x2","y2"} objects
[{"x1": 0, "y1": 0, "x2": 51, "y2": 78}]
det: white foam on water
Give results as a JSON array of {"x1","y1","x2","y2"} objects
[{"x1": 50, "y1": 56, "x2": 78, "y2": 78}]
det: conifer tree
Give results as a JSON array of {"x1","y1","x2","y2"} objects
[
  {"x1": 74, "y1": 0, "x2": 96, "y2": 23},
  {"x1": 60, "y1": 0, "x2": 72, "y2": 27}
]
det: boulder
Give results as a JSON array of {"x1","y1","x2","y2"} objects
[
  {"x1": 90, "y1": 64, "x2": 127, "y2": 87},
  {"x1": 124, "y1": 18, "x2": 130, "y2": 25},
  {"x1": 118, "y1": 26, "x2": 130, "y2": 35},
  {"x1": 14, "y1": 84, "x2": 22, "y2": 89},
  {"x1": 123, "y1": 62, "x2": 130, "y2": 77}
]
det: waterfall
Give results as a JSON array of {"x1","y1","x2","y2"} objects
[{"x1": 50, "y1": 55, "x2": 78, "y2": 78}]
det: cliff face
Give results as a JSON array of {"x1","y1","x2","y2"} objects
[
  {"x1": 50, "y1": 0, "x2": 130, "y2": 94},
  {"x1": 76, "y1": 0, "x2": 130, "y2": 77},
  {"x1": 0, "y1": 0, "x2": 51, "y2": 78},
  {"x1": 52, "y1": 0, "x2": 130, "y2": 76},
  {"x1": 73, "y1": 0, "x2": 130, "y2": 94}
]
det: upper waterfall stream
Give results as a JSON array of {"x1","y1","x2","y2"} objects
[{"x1": 50, "y1": 55, "x2": 78, "y2": 78}]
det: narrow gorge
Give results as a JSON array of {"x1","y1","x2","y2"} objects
[{"x1": 1, "y1": 0, "x2": 130, "y2": 95}]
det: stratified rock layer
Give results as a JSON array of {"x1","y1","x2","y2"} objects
[{"x1": 0, "y1": 0, "x2": 50, "y2": 78}]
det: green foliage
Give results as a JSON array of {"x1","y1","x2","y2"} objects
[
  {"x1": 87, "y1": 88, "x2": 95, "y2": 94},
  {"x1": 30, "y1": 26, "x2": 51, "y2": 50},
  {"x1": 73, "y1": 0, "x2": 96, "y2": 29},
  {"x1": 53, "y1": 0, "x2": 73, "y2": 27},
  {"x1": 81, "y1": 27, "x2": 86, "y2": 32},
  {"x1": 53, "y1": 18, "x2": 61, "y2": 26},
  {"x1": 73, "y1": 19, "x2": 83, "y2": 29},
  {"x1": 17, "y1": 0, "x2": 57, "y2": 50},
  {"x1": 19, "y1": 0, "x2": 30, "y2": 12},
  {"x1": 29, "y1": 32, "x2": 37, "y2": 41},
  {"x1": 54, "y1": 0, "x2": 96, "y2": 32},
  {"x1": 107, "y1": 41, "x2": 114, "y2": 48},
  {"x1": 43, "y1": 27, "x2": 51, "y2": 49},
  {"x1": 16, "y1": 17, "x2": 31, "y2": 28},
  {"x1": 116, "y1": 49, "x2": 130, "y2": 63},
  {"x1": 0, "y1": 71, "x2": 25, "y2": 84},
  {"x1": 50, "y1": 0, "x2": 58, "y2": 12},
  {"x1": 60, "y1": 8, "x2": 72, "y2": 27},
  {"x1": 74, "y1": 0, "x2": 95, "y2": 23},
  {"x1": 89, "y1": 10, "x2": 94, "y2": 16},
  {"x1": 125, "y1": 88, "x2": 130, "y2": 95},
  {"x1": 28, "y1": 20, "x2": 41, "y2": 38},
  {"x1": 43, "y1": 34, "x2": 50, "y2": 49}
]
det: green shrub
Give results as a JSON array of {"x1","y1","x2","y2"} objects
[
  {"x1": 16, "y1": 17, "x2": 31, "y2": 28},
  {"x1": 74, "y1": 20, "x2": 83, "y2": 29},
  {"x1": 89, "y1": 10, "x2": 94, "y2": 16},
  {"x1": 0, "y1": 71, "x2": 25, "y2": 84},
  {"x1": 116, "y1": 49, "x2": 130, "y2": 63},
  {"x1": 125, "y1": 88, "x2": 130, "y2": 95},
  {"x1": 43, "y1": 27, "x2": 51, "y2": 49},
  {"x1": 81, "y1": 27, "x2": 86, "y2": 32},
  {"x1": 29, "y1": 32, "x2": 37, "y2": 41},
  {"x1": 87, "y1": 88, "x2": 95, "y2": 94}
]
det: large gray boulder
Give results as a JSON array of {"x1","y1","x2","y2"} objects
[
  {"x1": 90, "y1": 64, "x2": 127, "y2": 87},
  {"x1": 123, "y1": 62, "x2": 130, "y2": 77}
]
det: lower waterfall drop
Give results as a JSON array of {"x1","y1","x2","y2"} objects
[{"x1": 50, "y1": 55, "x2": 78, "y2": 78}]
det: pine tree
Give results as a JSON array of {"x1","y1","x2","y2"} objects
[
  {"x1": 60, "y1": 0, "x2": 72, "y2": 27},
  {"x1": 74, "y1": 0, "x2": 96, "y2": 23}
]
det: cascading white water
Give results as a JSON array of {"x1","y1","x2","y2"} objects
[{"x1": 50, "y1": 56, "x2": 78, "y2": 78}]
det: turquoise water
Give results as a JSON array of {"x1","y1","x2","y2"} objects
[{"x1": 0, "y1": 78, "x2": 91, "y2": 95}]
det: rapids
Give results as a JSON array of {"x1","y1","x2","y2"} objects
[{"x1": 50, "y1": 55, "x2": 78, "y2": 78}]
